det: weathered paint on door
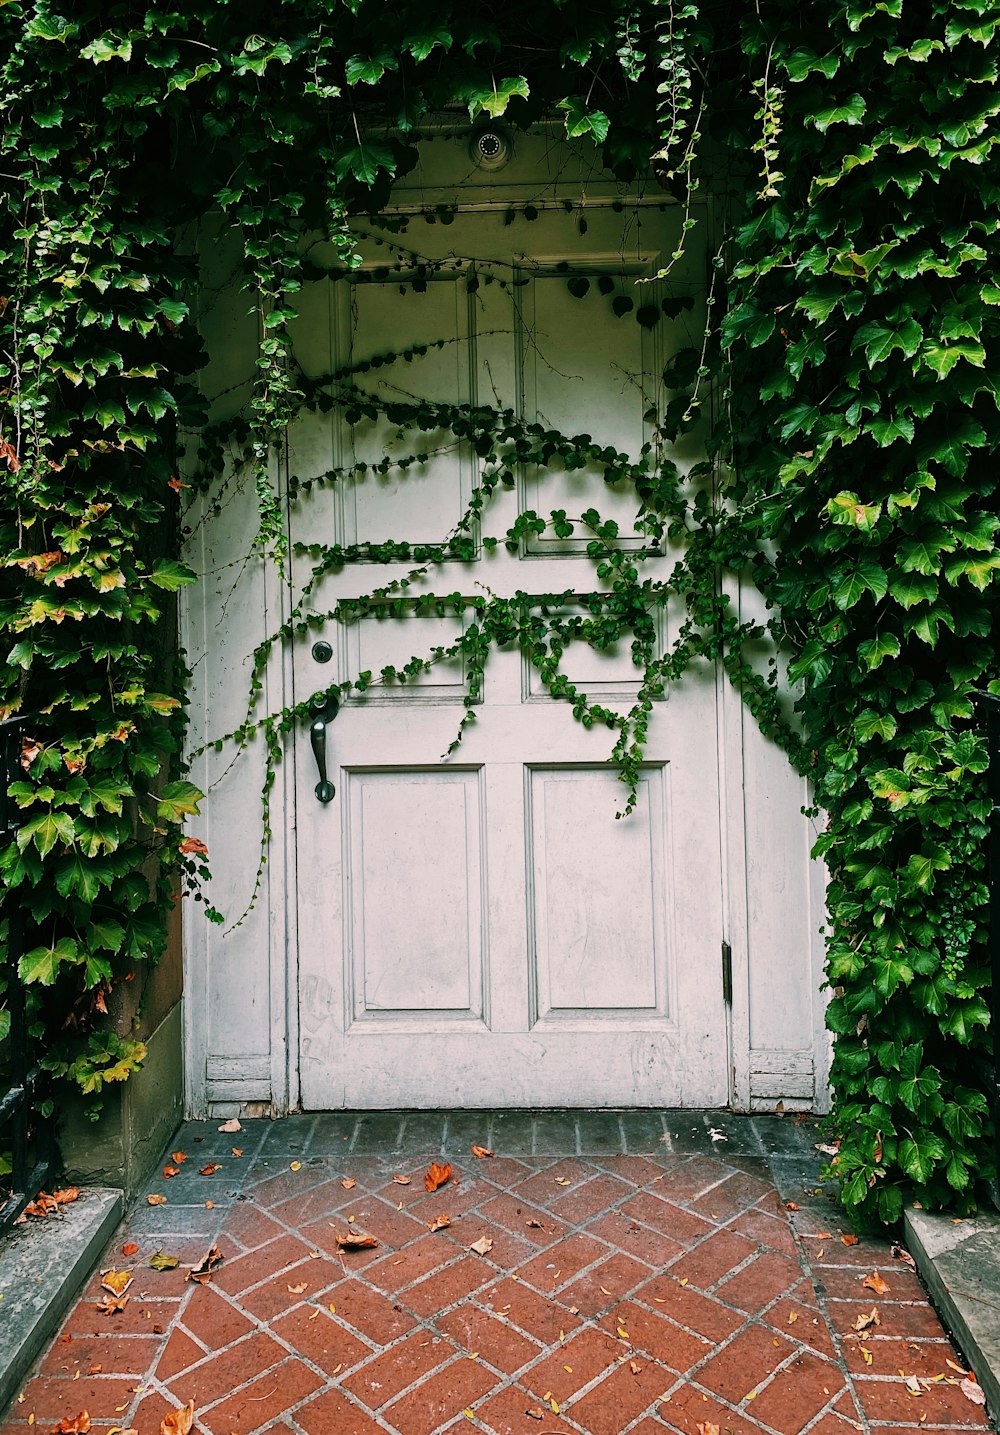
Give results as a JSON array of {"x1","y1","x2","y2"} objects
[{"x1": 181, "y1": 133, "x2": 828, "y2": 1116}]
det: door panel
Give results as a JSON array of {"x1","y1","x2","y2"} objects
[{"x1": 290, "y1": 200, "x2": 726, "y2": 1107}]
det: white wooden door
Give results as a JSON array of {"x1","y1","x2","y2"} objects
[{"x1": 289, "y1": 201, "x2": 727, "y2": 1108}]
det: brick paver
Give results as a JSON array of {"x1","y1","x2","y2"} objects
[{"x1": 1, "y1": 1111, "x2": 993, "y2": 1435}]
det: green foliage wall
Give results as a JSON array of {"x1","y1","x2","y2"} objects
[
  {"x1": 0, "y1": 0, "x2": 997, "y2": 1218},
  {"x1": 725, "y1": 0, "x2": 999, "y2": 1218}
]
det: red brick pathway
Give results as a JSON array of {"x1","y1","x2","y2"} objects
[{"x1": 1, "y1": 1114, "x2": 992, "y2": 1435}]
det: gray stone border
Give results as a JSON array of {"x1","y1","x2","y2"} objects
[
  {"x1": 0, "y1": 1186, "x2": 123, "y2": 1413},
  {"x1": 905, "y1": 1207, "x2": 1000, "y2": 1420}
]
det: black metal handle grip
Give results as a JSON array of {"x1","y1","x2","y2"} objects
[{"x1": 309, "y1": 689, "x2": 340, "y2": 804}]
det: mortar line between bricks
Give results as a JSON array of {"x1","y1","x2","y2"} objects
[{"x1": 783, "y1": 1210, "x2": 875, "y2": 1435}]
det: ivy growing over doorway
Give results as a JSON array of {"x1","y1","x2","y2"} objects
[{"x1": 0, "y1": 0, "x2": 998, "y2": 1221}]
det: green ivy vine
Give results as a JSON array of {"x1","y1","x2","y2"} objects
[{"x1": 1, "y1": 0, "x2": 997, "y2": 1223}]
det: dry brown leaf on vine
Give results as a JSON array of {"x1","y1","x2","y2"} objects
[
  {"x1": 862, "y1": 1270, "x2": 890, "y2": 1295},
  {"x1": 852, "y1": 1308, "x2": 880, "y2": 1333},
  {"x1": 428, "y1": 1214, "x2": 451, "y2": 1232},
  {"x1": 471, "y1": 1144, "x2": 494, "y2": 1159},
  {"x1": 335, "y1": 1231, "x2": 380, "y2": 1251},
  {"x1": 961, "y1": 1377, "x2": 986, "y2": 1406},
  {"x1": 100, "y1": 1269, "x2": 133, "y2": 1297},
  {"x1": 425, "y1": 1161, "x2": 453, "y2": 1192},
  {"x1": 187, "y1": 1244, "x2": 224, "y2": 1284},
  {"x1": 49, "y1": 1411, "x2": 91, "y2": 1433},
  {"x1": 97, "y1": 1293, "x2": 129, "y2": 1315},
  {"x1": 147, "y1": 1193, "x2": 167, "y2": 1206},
  {"x1": 159, "y1": 1399, "x2": 195, "y2": 1435}
]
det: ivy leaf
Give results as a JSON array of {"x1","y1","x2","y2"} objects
[
  {"x1": 19, "y1": 937, "x2": 80, "y2": 986},
  {"x1": 784, "y1": 48, "x2": 840, "y2": 81},
  {"x1": 88, "y1": 919, "x2": 126, "y2": 953},
  {"x1": 920, "y1": 340, "x2": 986, "y2": 378},
  {"x1": 81, "y1": 33, "x2": 134, "y2": 63},
  {"x1": 156, "y1": 781, "x2": 204, "y2": 823},
  {"x1": 26, "y1": 15, "x2": 78, "y2": 41},
  {"x1": 898, "y1": 1133, "x2": 946, "y2": 1185},
  {"x1": 869, "y1": 413, "x2": 914, "y2": 447},
  {"x1": 558, "y1": 97, "x2": 610, "y2": 143},
  {"x1": 811, "y1": 94, "x2": 866, "y2": 132},
  {"x1": 56, "y1": 852, "x2": 111, "y2": 904},
  {"x1": 17, "y1": 810, "x2": 76, "y2": 857},
  {"x1": 404, "y1": 26, "x2": 452, "y2": 61},
  {"x1": 334, "y1": 142, "x2": 396, "y2": 186},
  {"x1": 833, "y1": 561, "x2": 887, "y2": 610},
  {"x1": 854, "y1": 710, "x2": 897, "y2": 742},
  {"x1": 851, "y1": 318, "x2": 922, "y2": 366},
  {"x1": 857, "y1": 633, "x2": 900, "y2": 670},
  {"x1": 941, "y1": 999, "x2": 990, "y2": 1044},
  {"x1": 147, "y1": 560, "x2": 197, "y2": 591},
  {"x1": 469, "y1": 75, "x2": 529, "y2": 120},
  {"x1": 345, "y1": 52, "x2": 395, "y2": 85},
  {"x1": 826, "y1": 492, "x2": 882, "y2": 530}
]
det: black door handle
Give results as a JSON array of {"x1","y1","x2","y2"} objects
[{"x1": 309, "y1": 689, "x2": 340, "y2": 804}]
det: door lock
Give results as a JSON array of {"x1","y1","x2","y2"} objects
[{"x1": 309, "y1": 688, "x2": 340, "y2": 804}]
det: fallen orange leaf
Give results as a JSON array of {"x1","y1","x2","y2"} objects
[
  {"x1": 146, "y1": 1194, "x2": 167, "y2": 1206},
  {"x1": 695, "y1": 1424, "x2": 720, "y2": 1435},
  {"x1": 162, "y1": 1166, "x2": 181, "y2": 1179},
  {"x1": 287, "y1": 1282, "x2": 308, "y2": 1294},
  {"x1": 49, "y1": 1412, "x2": 91, "y2": 1433},
  {"x1": 961, "y1": 1377, "x2": 986, "y2": 1406},
  {"x1": 199, "y1": 1163, "x2": 221, "y2": 1176},
  {"x1": 97, "y1": 1294, "x2": 129, "y2": 1315},
  {"x1": 122, "y1": 1243, "x2": 139, "y2": 1258},
  {"x1": 428, "y1": 1214, "x2": 451, "y2": 1232},
  {"x1": 231, "y1": 1147, "x2": 243, "y2": 1157},
  {"x1": 425, "y1": 1161, "x2": 453, "y2": 1192},
  {"x1": 862, "y1": 1270, "x2": 890, "y2": 1295},
  {"x1": 170, "y1": 1152, "x2": 187, "y2": 1165},
  {"x1": 341, "y1": 1177, "x2": 357, "y2": 1190},
  {"x1": 187, "y1": 1245, "x2": 223, "y2": 1284},
  {"x1": 51, "y1": 1188, "x2": 80, "y2": 1206},
  {"x1": 841, "y1": 1233, "x2": 859, "y2": 1247},
  {"x1": 784, "y1": 1201, "x2": 799, "y2": 1212},
  {"x1": 852, "y1": 1308, "x2": 880, "y2": 1333},
  {"x1": 335, "y1": 1231, "x2": 380, "y2": 1251},
  {"x1": 392, "y1": 1174, "x2": 411, "y2": 1185},
  {"x1": 100, "y1": 1270, "x2": 133, "y2": 1298},
  {"x1": 471, "y1": 1145, "x2": 494, "y2": 1159},
  {"x1": 159, "y1": 1399, "x2": 195, "y2": 1435}
]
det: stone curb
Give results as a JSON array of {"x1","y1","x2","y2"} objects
[
  {"x1": 0, "y1": 1186, "x2": 124, "y2": 1413},
  {"x1": 904, "y1": 1207, "x2": 1000, "y2": 1420}
]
